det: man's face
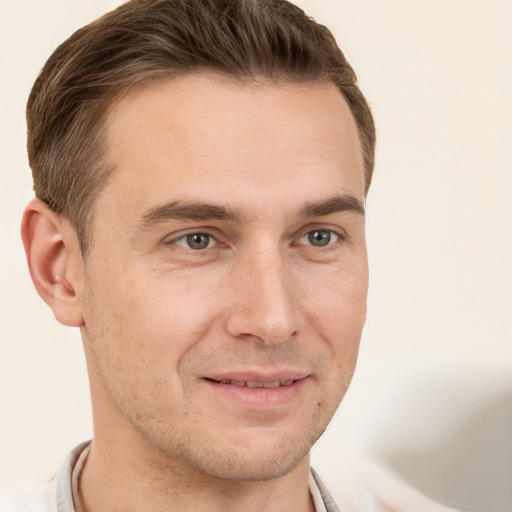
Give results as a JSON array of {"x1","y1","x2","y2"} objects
[{"x1": 78, "y1": 74, "x2": 368, "y2": 481}]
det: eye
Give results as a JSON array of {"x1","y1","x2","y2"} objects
[
  {"x1": 173, "y1": 233, "x2": 216, "y2": 250},
  {"x1": 299, "y1": 229, "x2": 339, "y2": 247}
]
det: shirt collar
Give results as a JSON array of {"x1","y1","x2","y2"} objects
[{"x1": 56, "y1": 440, "x2": 90, "y2": 512}]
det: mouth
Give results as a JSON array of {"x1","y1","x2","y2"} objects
[
  {"x1": 205, "y1": 378, "x2": 296, "y2": 388},
  {"x1": 201, "y1": 373, "x2": 309, "y2": 408}
]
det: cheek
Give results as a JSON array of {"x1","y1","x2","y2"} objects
[
  {"x1": 85, "y1": 267, "x2": 225, "y2": 366},
  {"x1": 299, "y1": 265, "x2": 367, "y2": 378},
  {"x1": 301, "y1": 263, "x2": 368, "y2": 331}
]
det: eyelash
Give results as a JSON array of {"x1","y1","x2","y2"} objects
[
  {"x1": 172, "y1": 232, "x2": 219, "y2": 251},
  {"x1": 166, "y1": 227, "x2": 346, "y2": 252},
  {"x1": 296, "y1": 229, "x2": 342, "y2": 248}
]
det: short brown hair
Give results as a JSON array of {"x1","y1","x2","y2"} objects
[{"x1": 27, "y1": 0, "x2": 376, "y2": 255}]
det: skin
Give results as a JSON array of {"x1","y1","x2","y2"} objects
[{"x1": 22, "y1": 74, "x2": 368, "y2": 512}]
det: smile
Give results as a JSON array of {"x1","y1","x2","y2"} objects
[{"x1": 202, "y1": 374, "x2": 309, "y2": 409}]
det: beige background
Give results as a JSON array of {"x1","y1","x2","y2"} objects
[{"x1": 0, "y1": 1, "x2": 511, "y2": 511}]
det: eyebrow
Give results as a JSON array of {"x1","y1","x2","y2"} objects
[
  {"x1": 298, "y1": 195, "x2": 365, "y2": 218},
  {"x1": 138, "y1": 194, "x2": 364, "y2": 229},
  {"x1": 139, "y1": 201, "x2": 249, "y2": 227}
]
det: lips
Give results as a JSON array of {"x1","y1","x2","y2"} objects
[{"x1": 202, "y1": 371, "x2": 309, "y2": 408}]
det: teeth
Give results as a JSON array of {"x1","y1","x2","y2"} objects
[
  {"x1": 218, "y1": 379, "x2": 295, "y2": 388},
  {"x1": 246, "y1": 381, "x2": 264, "y2": 388}
]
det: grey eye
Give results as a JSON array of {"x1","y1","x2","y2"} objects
[
  {"x1": 300, "y1": 229, "x2": 338, "y2": 247},
  {"x1": 172, "y1": 233, "x2": 214, "y2": 250},
  {"x1": 185, "y1": 233, "x2": 211, "y2": 250}
]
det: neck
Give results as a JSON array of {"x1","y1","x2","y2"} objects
[{"x1": 79, "y1": 433, "x2": 313, "y2": 512}]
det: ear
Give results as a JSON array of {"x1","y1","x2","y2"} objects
[{"x1": 21, "y1": 198, "x2": 85, "y2": 327}]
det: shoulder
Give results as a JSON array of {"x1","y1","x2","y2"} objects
[{"x1": 0, "y1": 478, "x2": 58, "y2": 512}]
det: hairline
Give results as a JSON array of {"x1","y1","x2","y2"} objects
[{"x1": 79, "y1": 71, "x2": 367, "y2": 259}]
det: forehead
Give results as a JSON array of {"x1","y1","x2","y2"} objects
[{"x1": 100, "y1": 74, "x2": 365, "y2": 220}]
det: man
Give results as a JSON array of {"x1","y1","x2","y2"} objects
[{"x1": 10, "y1": 1, "x2": 460, "y2": 511}]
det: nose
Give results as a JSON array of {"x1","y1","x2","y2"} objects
[{"x1": 225, "y1": 246, "x2": 298, "y2": 345}]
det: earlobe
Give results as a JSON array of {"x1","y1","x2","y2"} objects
[{"x1": 21, "y1": 198, "x2": 85, "y2": 327}]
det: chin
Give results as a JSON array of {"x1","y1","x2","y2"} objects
[
  {"x1": 177, "y1": 442, "x2": 311, "y2": 482},
  {"x1": 156, "y1": 420, "x2": 329, "y2": 483}
]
